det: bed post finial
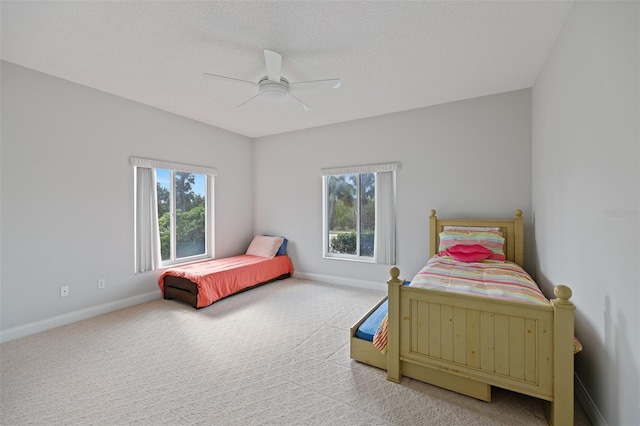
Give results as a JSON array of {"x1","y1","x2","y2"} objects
[
  {"x1": 430, "y1": 209, "x2": 437, "y2": 218},
  {"x1": 514, "y1": 209, "x2": 523, "y2": 218},
  {"x1": 554, "y1": 285, "x2": 573, "y2": 304},
  {"x1": 389, "y1": 267, "x2": 401, "y2": 282}
]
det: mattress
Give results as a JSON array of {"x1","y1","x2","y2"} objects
[{"x1": 355, "y1": 299, "x2": 388, "y2": 341}]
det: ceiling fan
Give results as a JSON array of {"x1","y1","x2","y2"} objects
[{"x1": 203, "y1": 49, "x2": 341, "y2": 111}]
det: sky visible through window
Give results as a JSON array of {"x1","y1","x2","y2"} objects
[{"x1": 156, "y1": 169, "x2": 205, "y2": 197}]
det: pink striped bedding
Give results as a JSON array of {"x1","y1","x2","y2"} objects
[
  {"x1": 408, "y1": 256, "x2": 550, "y2": 306},
  {"x1": 372, "y1": 256, "x2": 550, "y2": 352}
]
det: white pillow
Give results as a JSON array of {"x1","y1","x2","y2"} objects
[
  {"x1": 245, "y1": 235, "x2": 285, "y2": 258},
  {"x1": 443, "y1": 226, "x2": 502, "y2": 233}
]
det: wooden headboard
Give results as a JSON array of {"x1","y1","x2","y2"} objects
[{"x1": 429, "y1": 209, "x2": 524, "y2": 267}]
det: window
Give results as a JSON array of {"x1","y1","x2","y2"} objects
[
  {"x1": 156, "y1": 169, "x2": 208, "y2": 263},
  {"x1": 131, "y1": 157, "x2": 216, "y2": 273},
  {"x1": 321, "y1": 163, "x2": 398, "y2": 264},
  {"x1": 325, "y1": 173, "x2": 375, "y2": 258}
]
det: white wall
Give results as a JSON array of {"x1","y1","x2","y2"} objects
[
  {"x1": 0, "y1": 61, "x2": 254, "y2": 335},
  {"x1": 254, "y1": 89, "x2": 533, "y2": 289},
  {"x1": 532, "y1": 2, "x2": 639, "y2": 425}
]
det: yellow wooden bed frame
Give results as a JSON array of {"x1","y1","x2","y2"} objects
[{"x1": 350, "y1": 209, "x2": 576, "y2": 425}]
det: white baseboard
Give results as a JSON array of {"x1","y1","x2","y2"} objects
[
  {"x1": 1, "y1": 274, "x2": 378, "y2": 343},
  {"x1": 293, "y1": 271, "x2": 386, "y2": 292},
  {"x1": 575, "y1": 372, "x2": 607, "y2": 426},
  {"x1": 0, "y1": 291, "x2": 161, "y2": 343}
]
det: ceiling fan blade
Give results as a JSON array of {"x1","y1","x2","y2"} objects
[
  {"x1": 237, "y1": 93, "x2": 261, "y2": 109},
  {"x1": 264, "y1": 49, "x2": 282, "y2": 83},
  {"x1": 203, "y1": 73, "x2": 258, "y2": 87},
  {"x1": 289, "y1": 79, "x2": 341, "y2": 91},
  {"x1": 289, "y1": 94, "x2": 311, "y2": 112}
]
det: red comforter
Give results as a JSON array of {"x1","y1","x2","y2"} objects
[{"x1": 158, "y1": 254, "x2": 293, "y2": 308}]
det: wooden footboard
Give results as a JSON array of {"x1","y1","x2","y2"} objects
[
  {"x1": 386, "y1": 267, "x2": 575, "y2": 425},
  {"x1": 163, "y1": 275, "x2": 200, "y2": 308}
]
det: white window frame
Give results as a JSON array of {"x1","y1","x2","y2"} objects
[
  {"x1": 131, "y1": 157, "x2": 216, "y2": 270},
  {"x1": 321, "y1": 162, "x2": 398, "y2": 264},
  {"x1": 160, "y1": 169, "x2": 213, "y2": 267}
]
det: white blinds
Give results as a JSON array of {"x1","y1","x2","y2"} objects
[
  {"x1": 375, "y1": 171, "x2": 396, "y2": 265},
  {"x1": 134, "y1": 167, "x2": 162, "y2": 273},
  {"x1": 320, "y1": 162, "x2": 398, "y2": 176},
  {"x1": 129, "y1": 156, "x2": 218, "y2": 176}
]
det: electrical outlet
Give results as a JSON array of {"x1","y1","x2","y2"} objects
[
  {"x1": 60, "y1": 286, "x2": 69, "y2": 297},
  {"x1": 97, "y1": 279, "x2": 105, "y2": 290}
]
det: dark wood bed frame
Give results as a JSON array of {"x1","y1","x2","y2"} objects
[{"x1": 163, "y1": 273, "x2": 292, "y2": 309}]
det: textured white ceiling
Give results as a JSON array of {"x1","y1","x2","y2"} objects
[{"x1": 1, "y1": 1, "x2": 573, "y2": 138}]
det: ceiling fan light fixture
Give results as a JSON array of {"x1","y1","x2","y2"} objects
[{"x1": 259, "y1": 77, "x2": 289, "y2": 101}]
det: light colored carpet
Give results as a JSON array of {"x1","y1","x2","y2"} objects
[{"x1": 1, "y1": 278, "x2": 590, "y2": 425}]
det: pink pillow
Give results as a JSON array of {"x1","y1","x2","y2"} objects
[
  {"x1": 438, "y1": 230, "x2": 506, "y2": 261},
  {"x1": 245, "y1": 235, "x2": 285, "y2": 258},
  {"x1": 445, "y1": 244, "x2": 492, "y2": 262}
]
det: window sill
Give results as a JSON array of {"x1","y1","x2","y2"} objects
[
  {"x1": 323, "y1": 255, "x2": 376, "y2": 264},
  {"x1": 160, "y1": 255, "x2": 212, "y2": 269}
]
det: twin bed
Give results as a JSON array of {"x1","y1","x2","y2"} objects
[
  {"x1": 156, "y1": 212, "x2": 577, "y2": 424},
  {"x1": 159, "y1": 236, "x2": 293, "y2": 309},
  {"x1": 350, "y1": 210, "x2": 578, "y2": 426}
]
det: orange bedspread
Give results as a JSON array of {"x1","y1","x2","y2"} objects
[{"x1": 158, "y1": 255, "x2": 293, "y2": 308}]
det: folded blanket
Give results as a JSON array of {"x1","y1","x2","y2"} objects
[{"x1": 372, "y1": 315, "x2": 388, "y2": 353}]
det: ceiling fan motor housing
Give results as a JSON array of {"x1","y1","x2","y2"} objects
[{"x1": 259, "y1": 77, "x2": 289, "y2": 100}]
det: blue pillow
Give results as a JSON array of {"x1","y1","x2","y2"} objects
[{"x1": 277, "y1": 238, "x2": 288, "y2": 255}]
